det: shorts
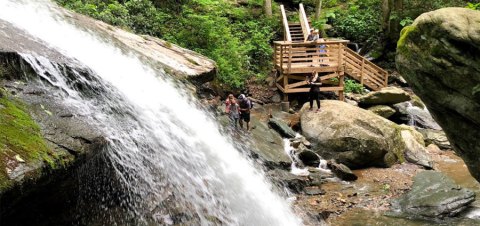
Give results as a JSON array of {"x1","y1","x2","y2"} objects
[{"x1": 240, "y1": 112, "x2": 250, "y2": 122}]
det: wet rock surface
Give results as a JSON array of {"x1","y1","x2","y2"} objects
[
  {"x1": 391, "y1": 171, "x2": 476, "y2": 219},
  {"x1": 327, "y1": 161, "x2": 357, "y2": 181},
  {"x1": 396, "y1": 7, "x2": 480, "y2": 182},
  {"x1": 268, "y1": 117, "x2": 297, "y2": 138}
]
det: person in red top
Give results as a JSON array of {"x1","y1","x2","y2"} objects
[{"x1": 225, "y1": 94, "x2": 240, "y2": 128}]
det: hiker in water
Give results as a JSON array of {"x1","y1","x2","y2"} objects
[
  {"x1": 225, "y1": 94, "x2": 239, "y2": 128},
  {"x1": 306, "y1": 71, "x2": 321, "y2": 112},
  {"x1": 238, "y1": 94, "x2": 252, "y2": 131}
]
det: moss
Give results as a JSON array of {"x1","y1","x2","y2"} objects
[
  {"x1": 397, "y1": 25, "x2": 417, "y2": 53},
  {"x1": 0, "y1": 92, "x2": 55, "y2": 191}
]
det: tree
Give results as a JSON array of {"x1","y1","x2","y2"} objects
[
  {"x1": 264, "y1": 0, "x2": 272, "y2": 17},
  {"x1": 314, "y1": 0, "x2": 323, "y2": 21}
]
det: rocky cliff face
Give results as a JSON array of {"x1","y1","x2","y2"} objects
[{"x1": 396, "y1": 8, "x2": 480, "y2": 182}]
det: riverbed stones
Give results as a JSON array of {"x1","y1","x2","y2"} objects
[
  {"x1": 396, "y1": 8, "x2": 480, "y2": 181},
  {"x1": 367, "y1": 105, "x2": 396, "y2": 118},
  {"x1": 391, "y1": 171, "x2": 476, "y2": 219},
  {"x1": 358, "y1": 87, "x2": 411, "y2": 105},
  {"x1": 300, "y1": 100, "x2": 405, "y2": 169}
]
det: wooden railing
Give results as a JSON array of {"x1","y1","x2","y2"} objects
[
  {"x1": 280, "y1": 5, "x2": 292, "y2": 42},
  {"x1": 299, "y1": 3, "x2": 311, "y2": 42},
  {"x1": 343, "y1": 47, "x2": 388, "y2": 90},
  {"x1": 273, "y1": 40, "x2": 348, "y2": 98},
  {"x1": 273, "y1": 40, "x2": 349, "y2": 74}
]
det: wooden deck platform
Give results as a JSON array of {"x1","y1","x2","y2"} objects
[{"x1": 275, "y1": 4, "x2": 389, "y2": 102}]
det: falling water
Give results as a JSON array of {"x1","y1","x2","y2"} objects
[{"x1": 0, "y1": 0, "x2": 302, "y2": 225}]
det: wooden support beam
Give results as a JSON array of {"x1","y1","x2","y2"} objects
[
  {"x1": 276, "y1": 74, "x2": 284, "y2": 82},
  {"x1": 286, "y1": 86, "x2": 344, "y2": 93},
  {"x1": 276, "y1": 83, "x2": 285, "y2": 93},
  {"x1": 287, "y1": 80, "x2": 307, "y2": 89}
]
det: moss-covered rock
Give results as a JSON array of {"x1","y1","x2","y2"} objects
[
  {"x1": 396, "y1": 8, "x2": 480, "y2": 181},
  {"x1": 367, "y1": 105, "x2": 396, "y2": 119},
  {"x1": 0, "y1": 93, "x2": 55, "y2": 192}
]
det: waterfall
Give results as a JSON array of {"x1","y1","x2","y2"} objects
[{"x1": 0, "y1": 0, "x2": 302, "y2": 225}]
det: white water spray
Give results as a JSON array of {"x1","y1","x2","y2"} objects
[{"x1": 0, "y1": 0, "x2": 301, "y2": 225}]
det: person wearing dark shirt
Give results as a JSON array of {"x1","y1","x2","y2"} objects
[{"x1": 306, "y1": 71, "x2": 321, "y2": 112}]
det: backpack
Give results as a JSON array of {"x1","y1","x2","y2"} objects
[{"x1": 239, "y1": 98, "x2": 253, "y2": 109}]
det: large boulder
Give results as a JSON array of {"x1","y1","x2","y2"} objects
[
  {"x1": 400, "y1": 130, "x2": 433, "y2": 169},
  {"x1": 391, "y1": 171, "x2": 476, "y2": 219},
  {"x1": 396, "y1": 8, "x2": 480, "y2": 181},
  {"x1": 300, "y1": 100, "x2": 406, "y2": 169},
  {"x1": 358, "y1": 87, "x2": 411, "y2": 105}
]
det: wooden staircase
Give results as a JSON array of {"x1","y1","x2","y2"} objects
[
  {"x1": 289, "y1": 23, "x2": 305, "y2": 42},
  {"x1": 343, "y1": 48, "x2": 388, "y2": 91}
]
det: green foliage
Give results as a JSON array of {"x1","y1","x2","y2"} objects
[
  {"x1": 400, "y1": 17, "x2": 413, "y2": 27},
  {"x1": 331, "y1": 0, "x2": 381, "y2": 43},
  {"x1": 56, "y1": 0, "x2": 279, "y2": 89},
  {"x1": 344, "y1": 78, "x2": 364, "y2": 94},
  {"x1": 466, "y1": 2, "x2": 480, "y2": 10}
]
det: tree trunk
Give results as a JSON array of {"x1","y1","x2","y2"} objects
[
  {"x1": 314, "y1": 0, "x2": 323, "y2": 21},
  {"x1": 264, "y1": 0, "x2": 272, "y2": 17},
  {"x1": 381, "y1": 0, "x2": 391, "y2": 32}
]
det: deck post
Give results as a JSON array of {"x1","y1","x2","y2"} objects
[
  {"x1": 283, "y1": 73, "x2": 289, "y2": 102},
  {"x1": 338, "y1": 44, "x2": 345, "y2": 101},
  {"x1": 360, "y1": 58, "x2": 365, "y2": 85}
]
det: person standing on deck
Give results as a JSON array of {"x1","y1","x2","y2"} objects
[
  {"x1": 225, "y1": 94, "x2": 240, "y2": 128},
  {"x1": 305, "y1": 29, "x2": 319, "y2": 42},
  {"x1": 238, "y1": 94, "x2": 252, "y2": 131},
  {"x1": 306, "y1": 71, "x2": 321, "y2": 112}
]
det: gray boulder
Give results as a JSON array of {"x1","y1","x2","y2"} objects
[
  {"x1": 418, "y1": 129, "x2": 451, "y2": 149},
  {"x1": 268, "y1": 118, "x2": 296, "y2": 138},
  {"x1": 392, "y1": 102, "x2": 442, "y2": 130},
  {"x1": 391, "y1": 171, "x2": 475, "y2": 219},
  {"x1": 297, "y1": 150, "x2": 320, "y2": 167},
  {"x1": 396, "y1": 8, "x2": 480, "y2": 182},
  {"x1": 358, "y1": 87, "x2": 411, "y2": 105}
]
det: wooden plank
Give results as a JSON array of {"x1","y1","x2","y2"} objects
[{"x1": 319, "y1": 73, "x2": 338, "y2": 81}]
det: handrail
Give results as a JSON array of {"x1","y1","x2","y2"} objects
[
  {"x1": 299, "y1": 3, "x2": 311, "y2": 41},
  {"x1": 343, "y1": 47, "x2": 388, "y2": 89},
  {"x1": 274, "y1": 40, "x2": 349, "y2": 46},
  {"x1": 344, "y1": 47, "x2": 387, "y2": 73},
  {"x1": 280, "y1": 5, "x2": 292, "y2": 42}
]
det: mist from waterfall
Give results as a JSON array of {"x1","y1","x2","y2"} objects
[{"x1": 0, "y1": 0, "x2": 302, "y2": 225}]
